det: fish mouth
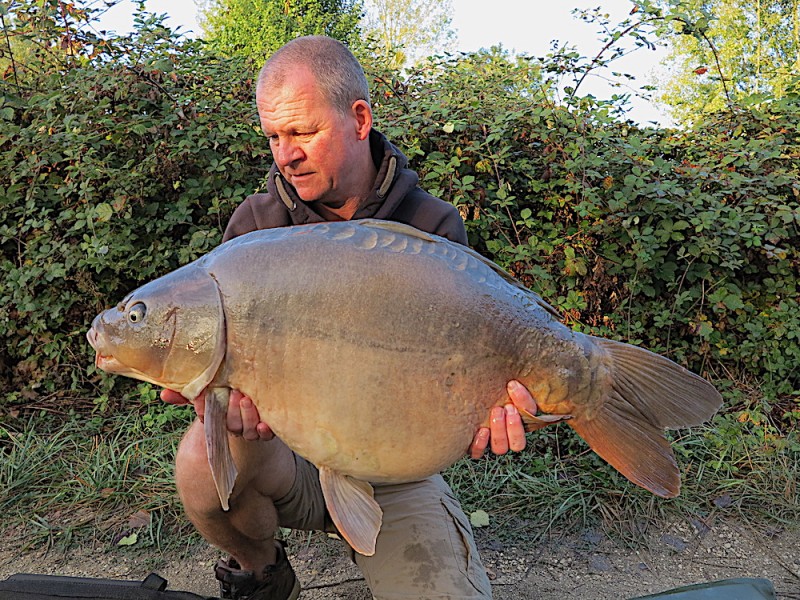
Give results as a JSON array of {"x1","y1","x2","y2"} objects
[
  {"x1": 87, "y1": 327, "x2": 123, "y2": 372},
  {"x1": 94, "y1": 353, "x2": 125, "y2": 372},
  {"x1": 86, "y1": 326, "x2": 100, "y2": 352},
  {"x1": 86, "y1": 325, "x2": 187, "y2": 391}
]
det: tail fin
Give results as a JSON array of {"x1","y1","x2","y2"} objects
[{"x1": 567, "y1": 338, "x2": 722, "y2": 498}]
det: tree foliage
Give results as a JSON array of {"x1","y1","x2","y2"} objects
[
  {"x1": 653, "y1": 0, "x2": 800, "y2": 123},
  {"x1": 199, "y1": 0, "x2": 364, "y2": 60},
  {"x1": 360, "y1": 0, "x2": 455, "y2": 69}
]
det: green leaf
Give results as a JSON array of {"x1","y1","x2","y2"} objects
[
  {"x1": 697, "y1": 320, "x2": 714, "y2": 339},
  {"x1": 94, "y1": 203, "x2": 114, "y2": 222},
  {"x1": 723, "y1": 293, "x2": 745, "y2": 311},
  {"x1": 117, "y1": 532, "x2": 138, "y2": 546},
  {"x1": 469, "y1": 510, "x2": 490, "y2": 528}
]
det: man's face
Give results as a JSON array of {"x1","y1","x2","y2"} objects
[{"x1": 256, "y1": 67, "x2": 371, "y2": 206}]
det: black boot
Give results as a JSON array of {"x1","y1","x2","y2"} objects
[{"x1": 215, "y1": 541, "x2": 300, "y2": 600}]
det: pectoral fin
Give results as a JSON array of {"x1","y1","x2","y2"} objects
[
  {"x1": 519, "y1": 409, "x2": 572, "y2": 432},
  {"x1": 319, "y1": 467, "x2": 382, "y2": 556},
  {"x1": 203, "y1": 387, "x2": 238, "y2": 511}
]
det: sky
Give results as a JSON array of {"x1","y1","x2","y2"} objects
[{"x1": 94, "y1": 0, "x2": 673, "y2": 125}]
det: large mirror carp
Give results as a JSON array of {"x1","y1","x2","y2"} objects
[{"x1": 87, "y1": 220, "x2": 722, "y2": 556}]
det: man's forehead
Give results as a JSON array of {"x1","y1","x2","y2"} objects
[
  {"x1": 259, "y1": 75, "x2": 328, "y2": 109},
  {"x1": 258, "y1": 91, "x2": 329, "y2": 123},
  {"x1": 258, "y1": 64, "x2": 318, "y2": 100}
]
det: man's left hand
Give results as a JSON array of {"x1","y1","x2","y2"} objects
[{"x1": 469, "y1": 380, "x2": 536, "y2": 459}]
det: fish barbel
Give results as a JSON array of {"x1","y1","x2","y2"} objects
[{"x1": 87, "y1": 219, "x2": 722, "y2": 555}]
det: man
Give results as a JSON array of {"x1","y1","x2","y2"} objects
[{"x1": 162, "y1": 35, "x2": 538, "y2": 599}]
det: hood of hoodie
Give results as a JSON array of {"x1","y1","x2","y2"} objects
[{"x1": 266, "y1": 130, "x2": 418, "y2": 225}]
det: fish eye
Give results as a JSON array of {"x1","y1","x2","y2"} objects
[{"x1": 128, "y1": 302, "x2": 147, "y2": 324}]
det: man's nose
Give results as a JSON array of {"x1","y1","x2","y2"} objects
[{"x1": 275, "y1": 139, "x2": 304, "y2": 167}]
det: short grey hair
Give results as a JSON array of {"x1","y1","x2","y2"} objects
[{"x1": 257, "y1": 36, "x2": 371, "y2": 115}]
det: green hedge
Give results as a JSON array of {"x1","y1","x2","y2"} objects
[
  {"x1": 1, "y1": 21, "x2": 269, "y2": 400},
  {"x1": 1, "y1": 18, "x2": 797, "y2": 430}
]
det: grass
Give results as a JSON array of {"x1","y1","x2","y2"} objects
[
  {"x1": 0, "y1": 404, "x2": 197, "y2": 553},
  {"x1": 445, "y1": 414, "x2": 799, "y2": 546},
  {"x1": 1, "y1": 396, "x2": 798, "y2": 554}
]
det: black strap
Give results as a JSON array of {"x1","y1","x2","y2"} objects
[
  {"x1": 140, "y1": 574, "x2": 168, "y2": 592},
  {"x1": 0, "y1": 573, "x2": 216, "y2": 599}
]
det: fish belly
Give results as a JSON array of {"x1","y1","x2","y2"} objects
[{"x1": 209, "y1": 222, "x2": 578, "y2": 482}]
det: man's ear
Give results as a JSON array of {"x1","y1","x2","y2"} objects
[{"x1": 351, "y1": 99, "x2": 373, "y2": 140}]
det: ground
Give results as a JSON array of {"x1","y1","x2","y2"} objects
[{"x1": 1, "y1": 517, "x2": 798, "y2": 599}]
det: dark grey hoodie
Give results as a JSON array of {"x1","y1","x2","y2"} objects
[{"x1": 222, "y1": 130, "x2": 467, "y2": 245}]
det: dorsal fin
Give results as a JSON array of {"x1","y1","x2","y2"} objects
[
  {"x1": 357, "y1": 218, "x2": 437, "y2": 241},
  {"x1": 357, "y1": 219, "x2": 562, "y2": 320}
]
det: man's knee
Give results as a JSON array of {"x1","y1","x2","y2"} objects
[
  {"x1": 176, "y1": 420, "x2": 297, "y2": 507},
  {"x1": 176, "y1": 419, "x2": 206, "y2": 477},
  {"x1": 175, "y1": 420, "x2": 220, "y2": 514}
]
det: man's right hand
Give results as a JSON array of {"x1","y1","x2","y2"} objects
[
  {"x1": 160, "y1": 388, "x2": 275, "y2": 441},
  {"x1": 468, "y1": 381, "x2": 536, "y2": 459}
]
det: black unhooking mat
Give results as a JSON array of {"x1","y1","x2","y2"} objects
[
  {"x1": 0, "y1": 573, "x2": 217, "y2": 600},
  {"x1": 0, "y1": 572, "x2": 778, "y2": 599},
  {"x1": 629, "y1": 577, "x2": 777, "y2": 599}
]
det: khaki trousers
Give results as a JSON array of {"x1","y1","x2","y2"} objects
[{"x1": 274, "y1": 453, "x2": 492, "y2": 599}]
